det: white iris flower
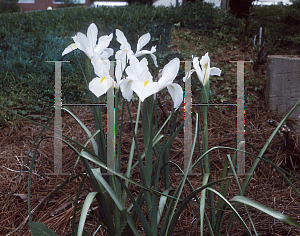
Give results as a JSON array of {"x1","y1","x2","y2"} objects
[
  {"x1": 158, "y1": 58, "x2": 183, "y2": 108},
  {"x1": 62, "y1": 23, "x2": 113, "y2": 60},
  {"x1": 120, "y1": 56, "x2": 159, "y2": 102},
  {"x1": 115, "y1": 29, "x2": 158, "y2": 73},
  {"x1": 89, "y1": 52, "x2": 114, "y2": 97},
  {"x1": 192, "y1": 52, "x2": 222, "y2": 86}
]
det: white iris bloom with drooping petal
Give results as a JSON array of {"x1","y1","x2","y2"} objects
[
  {"x1": 121, "y1": 56, "x2": 159, "y2": 102},
  {"x1": 134, "y1": 33, "x2": 157, "y2": 67},
  {"x1": 158, "y1": 58, "x2": 183, "y2": 108},
  {"x1": 89, "y1": 52, "x2": 114, "y2": 97},
  {"x1": 115, "y1": 29, "x2": 158, "y2": 73},
  {"x1": 192, "y1": 53, "x2": 222, "y2": 86},
  {"x1": 62, "y1": 23, "x2": 113, "y2": 60}
]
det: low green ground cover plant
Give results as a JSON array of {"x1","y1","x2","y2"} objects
[{"x1": 0, "y1": 0, "x2": 20, "y2": 14}]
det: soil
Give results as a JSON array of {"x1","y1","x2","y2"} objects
[{"x1": 1, "y1": 29, "x2": 300, "y2": 235}]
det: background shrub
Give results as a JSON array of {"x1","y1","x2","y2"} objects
[{"x1": 0, "y1": 0, "x2": 20, "y2": 14}]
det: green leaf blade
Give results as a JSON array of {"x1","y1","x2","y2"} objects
[
  {"x1": 28, "y1": 221, "x2": 60, "y2": 236},
  {"x1": 230, "y1": 196, "x2": 300, "y2": 228}
]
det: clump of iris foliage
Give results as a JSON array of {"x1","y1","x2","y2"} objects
[{"x1": 0, "y1": 1, "x2": 300, "y2": 121}]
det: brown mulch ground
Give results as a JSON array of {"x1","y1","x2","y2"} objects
[{"x1": 1, "y1": 32, "x2": 300, "y2": 235}]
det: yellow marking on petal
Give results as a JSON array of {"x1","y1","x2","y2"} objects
[
  {"x1": 72, "y1": 45, "x2": 76, "y2": 48},
  {"x1": 144, "y1": 81, "x2": 149, "y2": 87},
  {"x1": 100, "y1": 77, "x2": 106, "y2": 83}
]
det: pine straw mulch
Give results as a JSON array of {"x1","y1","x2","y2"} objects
[{"x1": 1, "y1": 45, "x2": 300, "y2": 235}]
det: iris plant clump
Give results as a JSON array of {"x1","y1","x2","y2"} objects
[
  {"x1": 4, "y1": 22, "x2": 299, "y2": 236},
  {"x1": 59, "y1": 23, "x2": 300, "y2": 236}
]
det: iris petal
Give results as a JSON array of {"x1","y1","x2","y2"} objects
[
  {"x1": 167, "y1": 83, "x2": 183, "y2": 108},
  {"x1": 87, "y1": 23, "x2": 98, "y2": 51},
  {"x1": 131, "y1": 81, "x2": 159, "y2": 102},
  {"x1": 136, "y1": 33, "x2": 150, "y2": 53},
  {"x1": 89, "y1": 76, "x2": 114, "y2": 98}
]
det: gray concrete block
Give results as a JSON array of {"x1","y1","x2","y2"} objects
[{"x1": 266, "y1": 55, "x2": 300, "y2": 131}]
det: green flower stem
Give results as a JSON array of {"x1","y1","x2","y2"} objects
[
  {"x1": 201, "y1": 104, "x2": 209, "y2": 172},
  {"x1": 142, "y1": 96, "x2": 156, "y2": 234},
  {"x1": 201, "y1": 82, "x2": 210, "y2": 173},
  {"x1": 122, "y1": 99, "x2": 142, "y2": 205},
  {"x1": 201, "y1": 81, "x2": 215, "y2": 228}
]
